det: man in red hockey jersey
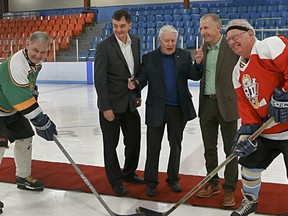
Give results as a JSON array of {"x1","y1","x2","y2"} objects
[{"x1": 226, "y1": 19, "x2": 288, "y2": 216}]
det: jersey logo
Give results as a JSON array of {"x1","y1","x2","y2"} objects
[{"x1": 242, "y1": 74, "x2": 260, "y2": 109}]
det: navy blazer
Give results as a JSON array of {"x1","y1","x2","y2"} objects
[
  {"x1": 137, "y1": 48, "x2": 201, "y2": 127},
  {"x1": 94, "y1": 34, "x2": 141, "y2": 113}
]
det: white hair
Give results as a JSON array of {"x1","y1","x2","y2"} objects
[{"x1": 158, "y1": 25, "x2": 178, "y2": 40}]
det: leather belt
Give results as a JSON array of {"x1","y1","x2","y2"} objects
[{"x1": 204, "y1": 94, "x2": 217, "y2": 100}]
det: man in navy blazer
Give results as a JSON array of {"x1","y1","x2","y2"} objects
[
  {"x1": 128, "y1": 25, "x2": 202, "y2": 196},
  {"x1": 94, "y1": 10, "x2": 144, "y2": 196}
]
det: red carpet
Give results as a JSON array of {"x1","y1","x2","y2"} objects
[{"x1": 0, "y1": 157, "x2": 287, "y2": 215}]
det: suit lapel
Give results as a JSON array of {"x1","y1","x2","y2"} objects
[
  {"x1": 215, "y1": 37, "x2": 228, "y2": 79},
  {"x1": 110, "y1": 35, "x2": 130, "y2": 72},
  {"x1": 174, "y1": 49, "x2": 181, "y2": 77},
  {"x1": 153, "y1": 49, "x2": 165, "y2": 82},
  {"x1": 131, "y1": 35, "x2": 139, "y2": 75}
]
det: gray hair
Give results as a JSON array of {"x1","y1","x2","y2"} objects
[
  {"x1": 29, "y1": 31, "x2": 50, "y2": 47},
  {"x1": 200, "y1": 13, "x2": 222, "y2": 28},
  {"x1": 158, "y1": 25, "x2": 178, "y2": 40},
  {"x1": 226, "y1": 19, "x2": 256, "y2": 35}
]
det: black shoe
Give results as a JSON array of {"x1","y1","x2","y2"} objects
[
  {"x1": 146, "y1": 186, "x2": 156, "y2": 197},
  {"x1": 123, "y1": 174, "x2": 145, "y2": 184},
  {"x1": 16, "y1": 176, "x2": 44, "y2": 191},
  {"x1": 112, "y1": 185, "x2": 127, "y2": 196},
  {"x1": 0, "y1": 201, "x2": 3, "y2": 214},
  {"x1": 168, "y1": 182, "x2": 182, "y2": 193},
  {"x1": 231, "y1": 193, "x2": 258, "y2": 216}
]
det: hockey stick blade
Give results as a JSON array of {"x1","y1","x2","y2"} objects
[
  {"x1": 53, "y1": 135, "x2": 145, "y2": 216},
  {"x1": 136, "y1": 117, "x2": 274, "y2": 216}
]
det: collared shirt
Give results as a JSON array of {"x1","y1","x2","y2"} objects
[
  {"x1": 204, "y1": 35, "x2": 223, "y2": 95},
  {"x1": 115, "y1": 34, "x2": 135, "y2": 77}
]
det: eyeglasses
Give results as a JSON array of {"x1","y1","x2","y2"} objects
[{"x1": 226, "y1": 31, "x2": 247, "y2": 43}]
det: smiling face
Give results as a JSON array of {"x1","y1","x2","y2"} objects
[
  {"x1": 159, "y1": 31, "x2": 177, "y2": 55},
  {"x1": 227, "y1": 29, "x2": 255, "y2": 59},
  {"x1": 26, "y1": 39, "x2": 49, "y2": 64},
  {"x1": 200, "y1": 16, "x2": 221, "y2": 46},
  {"x1": 112, "y1": 17, "x2": 131, "y2": 43}
]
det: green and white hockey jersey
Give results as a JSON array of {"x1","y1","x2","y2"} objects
[{"x1": 0, "y1": 49, "x2": 43, "y2": 119}]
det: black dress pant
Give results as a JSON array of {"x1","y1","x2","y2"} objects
[
  {"x1": 99, "y1": 109, "x2": 141, "y2": 186},
  {"x1": 199, "y1": 96, "x2": 238, "y2": 191},
  {"x1": 144, "y1": 106, "x2": 186, "y2": 188}
]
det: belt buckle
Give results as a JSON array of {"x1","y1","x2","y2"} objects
[{"x1": 209, "y1": 94, "x2": 216, "y2": 100}]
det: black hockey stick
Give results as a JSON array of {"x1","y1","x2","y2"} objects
[
  {"x1": 53, "y1": 135, "x2": 145, "y2": 216},
  {"x1": 136, "y1": 117, "x2": 275, "y2": 216}
]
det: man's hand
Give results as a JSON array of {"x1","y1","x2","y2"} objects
[
  {"x1": 103, "y1": 109, "x2": 115, "y2": 122},
  {"x1": 135, "y1": 98, "x2": 142, "y2": 107},
  {"x1": 194, "y1": 42, "x2": 204, "y2": 64},
  {"x1": 128, "y1": 78, "x2": 137, "y2": 90}
]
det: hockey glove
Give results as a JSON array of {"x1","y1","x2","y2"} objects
[
  {"x1": 268, "y1": 88, "x2": 288, "y2": 123},
  {"x1": 232, "y1": 124, "x2": 260, "y2": 157},
  {"x1": 31, "y1": 114, "x2": 57, "y2": 141}
]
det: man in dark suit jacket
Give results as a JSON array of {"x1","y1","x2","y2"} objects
[
  {"x1": 94, "y1": 10, "x2": 144, "y2": 197},
  {"x1": 128, "y1": 25, "x2": 202, "y2": 197},
  {"x1": 194, "y1": 14, "x2": 239, "y2": 207}
]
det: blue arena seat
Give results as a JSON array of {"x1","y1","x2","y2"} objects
[
  {"x1": 271, "y1": 12, "x2": 282, "y2": 18},
  {"x1": 174, "y1": 21, "x2": 184, "y2": 28},
  {"x1": 218, "y1": 6, "x2": 228, "y2": 13},
  {"x1": 250, "y1": 12, "x2": 260, "y2": 19},
  {"x1": 191, "y1": 7, "x2": 200, "y2": 14},
  {"x1": 179, "y1": 9, "x2": 191, "y2": 15},
  {"x1": 219, "y1": 13, "x2": 229, "y2": 19},
  {"x1": 164, "y1": 14, "x2": 173, "y2": 22},
  {"x1": 173, "y1": 14, "x2": 182, "y2": 22},
  {"x1": 229, "y1": 13, "x2": 240, "y2": 19},
  {"x1": 267, "y1": 5, "x2": 278, "y2": 12},
  {"x1": 146, "y1": 28, "x2": 156, "y2": 35},
  {"x1": 147, "y1": 21, "x2": 156, "y2": 28},
  {"x1": 155, "y1": 15, "x2": 164, "y2": 22},
  {"x1": 278, "y1": 4, "x2": 288, "y2": 12},
  {"x1": 129, "y1": 28, "x2": 137, "y2": 34},
  {"x1": 182, "y1": 14, "x2": 192, "y2": 22},
  {"x1": 247, "y1": 6, "x2": 257, "y2": 12},
  {"x1": 156, "y1": 22, "x2": 165, "y2": 28},
  {"x1": 79, "y1": 51, "x2": 88, "y2": 61},
  {"x1": 146, "y1": 15, "x2": 155, "y2": 22}
]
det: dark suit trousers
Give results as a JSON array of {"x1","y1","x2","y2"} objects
[
  {"x1": 144, "y1": 106, "x2": 187, "y2": 188},
  {"x1": 199, "y1": 96, "x2": 238, "y2": 191},
  {"x1": 99, "y1": 110, "x2": 141, "y2": 187}
]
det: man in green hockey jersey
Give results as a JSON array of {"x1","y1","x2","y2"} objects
[{"x1": 0, "y1": 31, "x2": 57, "y2": 196}]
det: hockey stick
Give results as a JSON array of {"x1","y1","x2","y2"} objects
[
  {"x1": 136, "y1": 117, "x2": 275, "y2": 216},
  {"x1": 53, "y1": 135, "x2": 145, "y2": 216}
]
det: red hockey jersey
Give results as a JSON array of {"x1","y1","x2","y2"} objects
[{"x1": 233, "y1": 36, "x2": 288, "y2": 140}]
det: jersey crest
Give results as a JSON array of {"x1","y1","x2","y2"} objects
[{"x1": 242, "y1": 74, "x2": 260, "y2": 109}]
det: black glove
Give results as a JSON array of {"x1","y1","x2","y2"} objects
[
  {"x1": 232, "y1": 124, "x2": 260, "y2": 157},
  {"x1": 31, "y1": 114, "x2": 57, "y2": 141},
  {"x1": 33, "y1": 85, "x2": 39, "y2": 100},
  {"x1": 268, "y1": 88, "x2": 288, "y2": 123}
]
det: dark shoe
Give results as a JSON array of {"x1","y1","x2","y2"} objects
[
  {"x1": 112, "y1": 185, "x2": 127, "y2": 196},
  {"x1": 223, "y1": 191, "x2": 236, "y2": 207},
  {"x1": 196, "y1": 184, "x2": 220, "y2": 198},
  {"x1": 0, "y1": 201, "x2": 3, "y2": 214},
  {"x1": 16, "y1": 176, "x2": 44, "y2": 191},
  {"x1": 146, "y1": 186, "x2": 156, "y2": 197},
  {"x1": 231, "y1": 193, "x2": 258, "y2": 216},
  {"x1": 123, "y1": 174, "x2": 145, "y2": 184},
  {"x1": 168, "y1": 182, "x2": 182, "y2": 193}
]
